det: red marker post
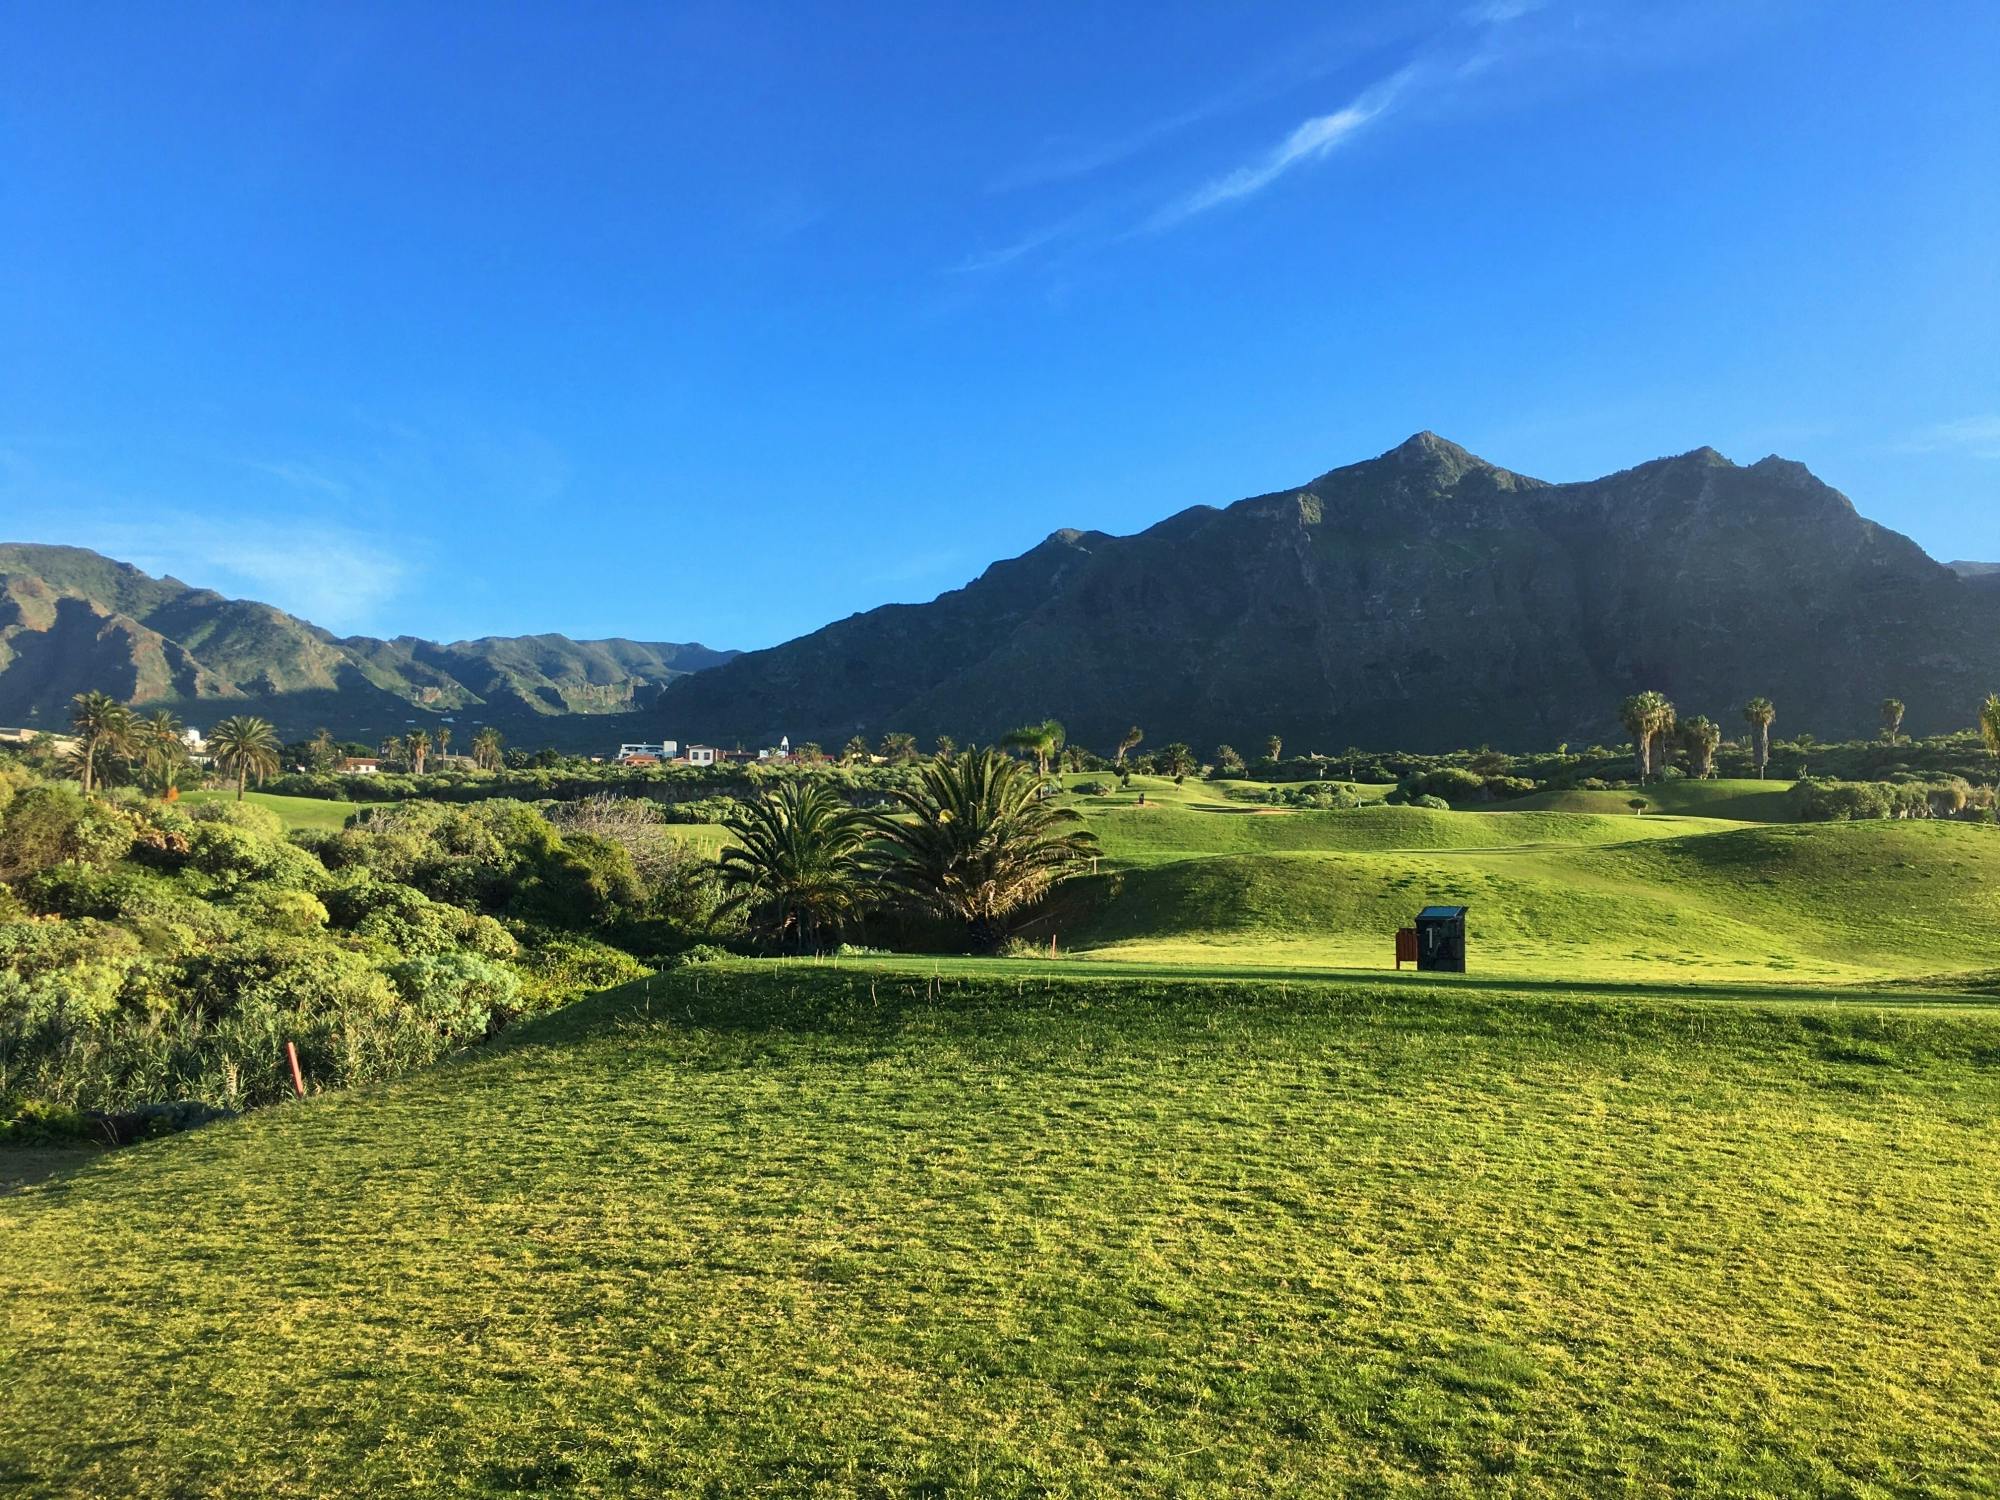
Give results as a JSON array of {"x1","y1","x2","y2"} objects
[{"x1": 284, "y1": 1040, "x2": 306, "y2": 1099}]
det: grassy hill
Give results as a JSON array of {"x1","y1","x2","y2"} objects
[
  {"x1": 1042, "y1": 777, "x2": 2000, "y2": 986},
  {"x1": 4, "y1": 967, "x2": 1997, "y2": 1496}
]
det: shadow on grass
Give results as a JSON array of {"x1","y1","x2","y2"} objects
[
  {"x1": 485, "y1": 958, "x2": 2000, "y2": 1072},
  {"x1": 817, "y1": 952, "x2": 2000, "y2": 1010},
  {"x1": 0, "y1": 1145, "x2": 108, "y2": 1196}
]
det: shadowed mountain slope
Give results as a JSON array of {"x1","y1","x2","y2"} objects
[{"x1": 660, "y1": 433, "x2": 1996, "y2": 751}]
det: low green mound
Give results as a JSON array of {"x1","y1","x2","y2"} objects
[
  {"x1": 1080, "y1": 800, "x2": 1710, "y2": 868},
  {"x1": 1068, "y1": 820, "x2": 2000, "y2": 983},
  {"x1": 1501, "y1": 778, "x2": 1795, "y2": 821},
  {"x1": 4, "y1": 968, "x2": 1996, "y2": 1496}
]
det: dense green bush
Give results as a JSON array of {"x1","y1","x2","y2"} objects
[
  {"x1": 1397, "y1": 768, "x2": 1536, "y2": 805},
  {"x1": 1787, "y1": 777, "x2": 1988, "y2": 822},
  {"x1": 0, "y1": 786, "x2": 135, "y2": 879},
  {"x1": 0, "y1": 762, "x2": 717, "y2": 1126}
]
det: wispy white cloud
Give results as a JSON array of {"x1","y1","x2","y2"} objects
[
  {"x1": 242, "y1": 457, "x2": 350, "y2": 497},
  {"x1": 956, "y1": 1, "x2": 1557, "y2": 272},
  {"x1": 1903, "y1": 415, "x2": 2000, "y2": 460},
  {"x1": 949, "y1": 216, "x2": 1093, "y2": 274},
  {"x1": 1147, "y1": 72, "x2": 1408, "y2": 231},
  {"x1": 1466, "y1": 0, "x2": 1546, "y2": 23},
  {"x1": 50, "y1": 512, "x2": 414, "y2": 634}
]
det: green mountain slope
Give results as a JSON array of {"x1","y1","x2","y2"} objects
[
  {"x1": 0, "y1": 543, "x2": 735, "y2": 743},
  {"x1": 660, "y1": 433, "x2": 2000, "y2": 751}
]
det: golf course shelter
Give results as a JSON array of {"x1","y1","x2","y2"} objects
[{"x1": 1414, "y1": 906, "x2": 1469, "y2": 973}]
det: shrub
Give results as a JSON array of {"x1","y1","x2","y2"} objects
[
  {"x1": 0, "y1": 786, "x2": 135, "y2": 879},
  {"x1": 0, "y1": 1099, "x2": 93, "y2": 1145},
  {"x1": 509, "y1": 937, "x2": 649, "y2": 1017},
  {"x1": 387, "y1": 953, "x2": 520, "y2": 1043},
  {"x1": 234, "y1": 888, "x2": 331, "y2": 936},
  {"x1": 670, "y1": 943, "x2": 734, "y2": 967},
  {"x1": 1411, "y1": 794, "x2": 1452, "y2": 811},
  {"x1": 1400, "y1": 768, "x2": 1487, "y2": 805},
  {"x1": 186, "y1": 799, "x2": 286, "y2": 840},
  {"x1": 512, "y1": 832, "x2": 644, "y2": 926}
]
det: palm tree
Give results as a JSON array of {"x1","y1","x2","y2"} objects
[
  {"x1": 406, "y1": 728, "x2": 431, "y2": 775},
  {"x1": 1264, "y1": 735, "x2": 1283, "y2": 764},
  {"x1": 718, "y1": 780, "x2": 871, "y2": 952},
  {"x1": 878, "y1": 731, "x2": 919, "y2": 764},
  {"x1": 1679, "y1": 716, "x2": 1721, "y2": 779},
  {"x1": 933, "y1": 735, "x2": 958, "y2": 760},
  {"x1": 1980, "y1": 694, "x2": 2000, "y2": 759},
  {"x1": 870, "y1": 749, "x2": 1098, "y2": 951},
  {"x1": 1742, "y1": 698, "x2": 1776, "y2": 779},
  {"x1": 306, "y1": 727, "x2": 338, "y2": 772},
  {"x1": 208, "y1": 715, "x2": 280, "y2": 801},
  {"x1": 137, "y1": 709, "x2": 188, "y2": 798},
  {"x1": 841, "y1": 735, "x2": 872, "y2": 764},
  {"x1": 472, "y1": 726, "x2": 505, "y2": 771},
  {"x1": 1158, "y1": 742, "x2": 1197, "y2": 781},
  {"x1": 67, "y1": 691, "x2": 135, "y2": 796},
  {"x1": 1618, "y1": 691, "x2": 1671, "y2": 781},
  {"x1": 436, "y1": 726, "x2": 452, "y2": 759},
  {"x1": 1650, "y1": 699, "x2": 1678, "y2": 779},
  {"x1": 1880, "y1": 698, "x2": 1906, "y2": 746},
  {"x1": 1003, "y1": 719, "x2": 1065, "y2": 777},
  {"x1": 1115, "y1": 726, "x2": 1144, "y2": 766}
]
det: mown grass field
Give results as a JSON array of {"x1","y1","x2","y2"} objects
[
  {"x1": 4, "y1": 967, "x2": 1998, "y2": 1497},
  {"x1": 180, "y1": 788, "x2": 362, "y2": 831},
  {"x1": 1048, "y1": 777, "x2": 2000, "y2": 986}
]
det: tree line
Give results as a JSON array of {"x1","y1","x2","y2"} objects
[{"x1": 1618, "y1": 691, "x2": 2000, "y2": 784}]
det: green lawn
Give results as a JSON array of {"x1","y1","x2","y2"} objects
[
  {"x1": 4, "y1": 967, "x2": 1998, "y2": 1497},
  {"x1": 1501, "y1": 777, "x2": 1796, "y2": 822},
  {"x1": 656, "y1": 822, "x2": 733, "y2": 857},
  {"x1": 1026, "y1": 780, "x2": 2000, "y2": 986},
  {"x1": 179, "y1": 788, "x2": 361, "y2": 831}
]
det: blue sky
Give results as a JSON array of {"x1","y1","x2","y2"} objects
[{"x1": 3, "y1": 1, "x2": 1996, "y2": 649}]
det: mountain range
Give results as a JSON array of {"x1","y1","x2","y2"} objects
[
  {"x1": 660, "y1": 433, "x2": 2000, "y2": 752},
  {"x1": 4, "y1": 432, "x2": 1994, "y2": 755},
  {"x1": 0, "y1": 543, "x2": 734, "y2": 749}
]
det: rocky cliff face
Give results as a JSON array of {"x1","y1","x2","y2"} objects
[
  {"x1": 0, "y1": 544, "x2": 735, "y2": 743},
  {"x1": 659, "y1": 434, "x2": 1997, "y2": 751}
]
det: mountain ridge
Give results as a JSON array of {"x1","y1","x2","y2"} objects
[
  {"x1": 0, "y1": 542, "x2": 735, "y2": 745},
  {"x1": 5, "y1": 433, "x2": 1990, "y2": 754},
  {"x1": 656, "y1": 433, "x2": 1994, "y2": 751}
]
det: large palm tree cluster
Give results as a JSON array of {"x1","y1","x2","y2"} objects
[
  {"x1": 1621, "y1": 691, "x2": 1777, "y2": 782},
  {"x1": 717, "y1": 748, "x2": 1098, "y2": 953},
  {"x1": 66, "y1": 693, "x2": 200, "y2": 797}
]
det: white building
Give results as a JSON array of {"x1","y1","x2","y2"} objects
[
  {"x1": 616, "y1": 741, "x2": 677, "y2": 762},
  {"x1": 685, "y1": 745, "x2": 717, "y2": 767}
]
